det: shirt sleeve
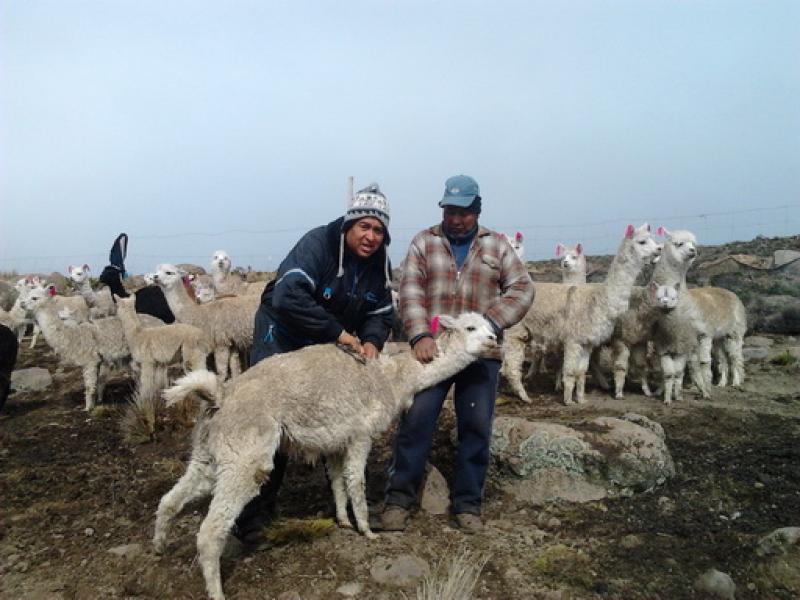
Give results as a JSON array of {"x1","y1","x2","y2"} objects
[
  {"x1": 483, "y1": 239, "x2": 535, "y2": 330},
  {"x1": 357, "y1": 283, "x2": 394, "y2": 351},
  {"x1": 399, "y1": 234, "x2": 431, "y2": 342}
]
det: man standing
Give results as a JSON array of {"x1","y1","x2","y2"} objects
[{"x1": 382, "y1": 174, "x2": 534, "y2": 533}]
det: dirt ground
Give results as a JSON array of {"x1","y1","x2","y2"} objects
[{"x1": 1, "y1": 336, "x2": 798, "y2": 600}]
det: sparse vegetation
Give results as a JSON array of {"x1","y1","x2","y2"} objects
[
  {"x1": 770, "y1": 350, "x2": 798, "y2": 366},
  {"x1": 414, "y1": 548, "x2": 489, "y2": 600}
]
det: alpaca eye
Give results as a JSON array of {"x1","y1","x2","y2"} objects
[{"x1": 466, "y1": 326, "x2": 476, "y2": 332}]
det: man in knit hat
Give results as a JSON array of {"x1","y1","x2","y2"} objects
[
  {"x1": 381, "y1": 174, "x2": 534, "y2": 534},
  {"x1": 235, "y1": 183, "x2": 394, "y2": 544}
]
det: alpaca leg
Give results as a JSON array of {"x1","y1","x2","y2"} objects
[
  {"x1": 697, "y1": 337, "x2": 714, "y2": 395},
  {"x1": 725, "y1": 335, "x2": 745, "y2": 386},
  {"x1": 186, "y1": 347, "x2": 208, "y2": 372},
  {"x1": 153, "y1": 457, "x2": 215, "y2": 553},
  {"x1": 82, "y1": 363, "x2": 99, "y2": 411},
  {"x1": 660, "y1": 354, "x2": 675, "y2": 405},
  {"x1": 342, "y1": 439, "x2": 375, "y2": 539},
  {"x1": 139, "y1": 361, "x2": 157, "y2": 400},
  {"x1": 197, "y1": 466, "x2": 264, "y2": 600},
  {"x1": 673, "y1": 355, "x2": 688, "y2": 402},
  {"x1": 574, "y1": 345, "x2": 591, "y2": 404},
  {"x1": 687, "y1": 352, "x2": 711, "y2": 398},
  {"x1": 325, "y1": 454, "x2": 351, "y2": 529},
  {"x1": 713, "y1": 341, "x2": 728, "y2": 387},
  {"x1": 30, "y1": 324, "x2": 41, "y2": 348},
  {"x1": 213, "y1": 346, "x2": 230, "y2": 382},
  {"x1": 562, "y1": 343, "x2": 581, "y2": 405},
  {"x1": 612, "y1": 341, "x2": 630, "y2": 399},
  {"x1": 500, "y1": 335, "x2": 531, "y2": 403},
  {"x1": 228, "y1": 350, "x2": 241, "y2": 379}
]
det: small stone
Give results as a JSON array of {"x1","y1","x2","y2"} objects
[
  {"x1": 694, "y1": 568, "x2": 736, "y2": 600},
  {"x1": 370, "y1": 554, "x2": 429, "y2": 587},
  {"x1": 6, "y1": 554, "x2": 20, "y2": 567},
  {"x1": 336, "y1": 582, "x2": 362, "y2": 597},
  {"x1": 10, "y1": 367, "x2": 53, "y2": 392},
  {"x1": 275, "y1": 593, "x2": 302, "y2": 600},
  {"x1": 15, "y1": 560, "x2": 29, "y2": 573},
  {"x1": 504, "y1": 566, "x2": 524, "y2": 581},
  {"x1": 107, "y1": 543, "x2": 143, "y2": 559},
  {"x1": 547, "y1": 517, "x2": 561, "y2": 529},
  {"x1": 744, "y1": 336, "x2": 774, "y2": 348},
  {"x1": 621, "y1": 534, "x2": 643, "y2": 549},
  {"x1": 84, "y1": 528, "x2": 95, "y2": 537},
  {"x1": 747, "y1": 582, "x2": 756, "y2": 591},
  {"x1": 754, "y1": 482, "x2": 765, "y2": 489}
]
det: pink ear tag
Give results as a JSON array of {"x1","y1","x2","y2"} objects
[
  {"x1": 515, "y1": 232, "x2": 523, "y2": 242},
  {"x1": 430, "y1": 315, "x2": 441, "y2": 335},
  {"x1": 555, "y1": 245, "x2": 562, "y2": 257},
  {"x1": 625, "y1": 224, "x2": 635, "y2": 238},
  {"x1": 576, "y1": 243, "x2": 583, "y2": 255},
  {"x1": 48, "y1": 285, "x2": 57, "y2": 297},
  {"x1": 656, "y1": 226, "x2": 666, "y2": 237}
]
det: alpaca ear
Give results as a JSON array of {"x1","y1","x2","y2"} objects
[
  {"x1": 515, "y1": 232, "x2": 523, "y2": 242},
  {"x1": 576, "y1": 243, "x2": 583, "y2": 255},
  {"x1": 624, "y1": 225, "x2": 635, "y2": 238},
  {"x1": 643, "y1": 223, "x2": 651, "y2": 232},
  {"x1": 436, "y1": 315, "x2": 457, "y2": 331},
  {"x1": 499, "y1": 233, "x2": 507, "y2": 240},
  {"x1": 83, "y1": 264, "x2": 90, "y2": 272},
  {"x1": 555, "y1": 244, "x2": 564, "y2": 257},
  {"x1": 656, "y1": 226, "x2": 666, "y2": 237}
]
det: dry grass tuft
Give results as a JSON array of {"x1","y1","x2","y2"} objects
[
  {"x1": 263, "y1": 518, "x2": 336, "y2": 545},
  {"x1": 120, "y1": 387, "x2": 163, "y2": 445},
  {"x1": 414, "y1": 547, "x2": 490, "y2": 600}
]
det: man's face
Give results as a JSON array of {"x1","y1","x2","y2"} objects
[
  {"x1": 442, "y1": 206, "x2": 478, "y2": 237},
  {"x1": 345, "y1": 217, "x2": 386, "y2": 259}
]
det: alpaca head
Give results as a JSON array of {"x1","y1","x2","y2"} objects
[
  {"x1": 435, "y1": 312, "x2": 498, "y2": 357},
  {"x1": 557, "y1": 243, "x2": 585, "y2": 275},
  {"x1": 67, "y1": 264, "x2": 91, "y2": 284},
  {"x1": 657, "y1": 227, "x2": 698, "y2": 267},
  {"x1": 143, "y1": 273, "x2": 156, "y2": 286},
  {"x1": 20, "y1": 285, "x2": 50, "y2": 312},
  {"x1": 648, "y1": 281, "x2": 680, "y2": 311},
  {"x1": 16, "y1": 276, "x2": 44, "y2": 293},
  {"x1": 193, "y1": 281, "x2": 216, "y2": 304},
  {"x1": 622, "y1": 223, "x2": 660, "y2": 264},
  {"x1": 211, "y1": 251, "x2": 232, "y2": 274},
  {"x1": 153, "y1": 264, "x2": 186, "y2": 290}
]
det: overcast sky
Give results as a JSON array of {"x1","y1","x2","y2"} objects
[{"x1": 2, "y1": 0, "x2": 798, "y2": 276}]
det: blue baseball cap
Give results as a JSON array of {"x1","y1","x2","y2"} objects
[{"x1": 439, "y1": 174, "x2": 480, "y2": 208}]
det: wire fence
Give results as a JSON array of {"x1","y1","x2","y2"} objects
[{"x1": 2, "y1": 203, "x2": 798, "y2": 276}]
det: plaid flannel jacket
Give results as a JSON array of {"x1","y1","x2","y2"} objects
[{"x1": 399, "y1": 223, "x2": 534, "y2": 360}]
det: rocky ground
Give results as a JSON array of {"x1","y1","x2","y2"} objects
[{"x1": 1, "y1": 331, "x2": 798, "y2": 600}]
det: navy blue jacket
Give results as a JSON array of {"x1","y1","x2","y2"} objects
[{"x1": 258, "y1": 217, "x2": 393, "y2": 350}]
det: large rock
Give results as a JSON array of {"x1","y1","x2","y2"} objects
[
  {"x1": 774, "y1": 250, "x2": 800, "y2": 268},
  {"x1": 693, "y1": 569, "x2": 736, "y2": 600},
  {"x1": 11, "y1": 368, "x2": 53, "y2": 392},
  {"x1": 491, "y1": 414, "x2": 674, "y2": 505}
]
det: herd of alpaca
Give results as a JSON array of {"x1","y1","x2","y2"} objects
[
  {"x1": 501, "y1": 224, "x2": 747, "y2": 405},
  {"x1": 4, "y1": 251, "x2": 259, "y2": 410}
]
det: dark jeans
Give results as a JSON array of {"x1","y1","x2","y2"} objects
[
  {"x1": 385, "y1": 358, "x2": 501, "y2": 515},
  {"x1": 236, "y1": 307, "x2": 306, "y2": 531}
]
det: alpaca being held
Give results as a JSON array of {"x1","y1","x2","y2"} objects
[{"x1": 152, "y1": 312, "x2": 497, "y2": 600}]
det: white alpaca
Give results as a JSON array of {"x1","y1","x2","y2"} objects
[
  {"x1": 556, "y1": 243, "x2": 587, "y2": 285},
  {"x1": 154, "y1": 264, "x2": 259, "y2": 381},
  {"x1": 210, "y1": 250, "x2": 246, "y2": 295},
  {"x1": 501, "y1": 232, "x2": 525, "y2": 262},
  {"x1": 502, "y1": 224, "x2": 660, "y2": 405},
  {"x1": 67, "y1": 264, "x2": 116, "y2": 318},
  {"x1": 115, "y1": 295, "x2": 212, "y2": 398},
  {"x1": 22, "y1": 287, "x2": 130, "y2": 410},
  {"x1": 152, "y1": 312, "x2": 497, "y2": 600}
]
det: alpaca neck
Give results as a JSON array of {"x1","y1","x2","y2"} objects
[
  {"x1": 163, "y1": 282, "x2": 199, "y2": 321},
  {"x1": 562, "y1": 270, "x2": 586, "y2": 285},
  {"x1": 603, "y1": 241, "x2": 644, "y2": 319},
  {"x1": 75, "y1": 278, "x2": 94, "y2": 298},
  {"x1": 381, "y1": 339, "x2": 477, "y2": 399},
  {"x1": 34, "y1": 303, "x2": 75, "y2": 352},
  {"x1": 212, "y1": 270, "x2": 228, "y2": 287},
  {"x1": 652, "y1": 246, "x2": 691, "y2": 287},
  {"x1": 116, "y1": 306, "x2": 142, "y2": 339}
]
